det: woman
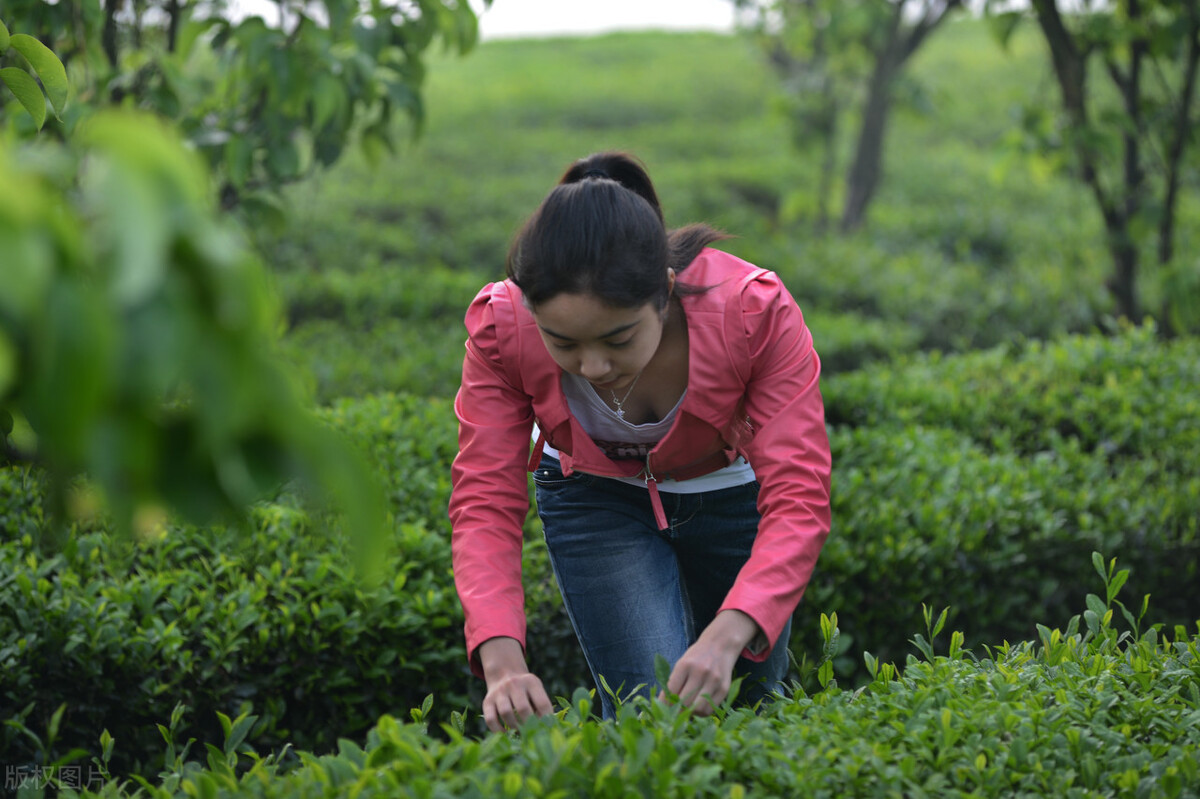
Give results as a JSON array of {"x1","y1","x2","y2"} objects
[{"x1": 449, "y1": 152, "x2": 831, "y2": 731}]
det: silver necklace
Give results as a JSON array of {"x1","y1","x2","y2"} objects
[{"x1": 609, "y1": 370, "x2": 644, "y2": 420}]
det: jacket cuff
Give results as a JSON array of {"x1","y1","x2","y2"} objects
[{"x1": 717, "y1": 603, "x2": 776, "y2": 662}]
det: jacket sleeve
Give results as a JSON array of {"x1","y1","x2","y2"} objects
[
  {"x1": 718, "y1": 271, "x2": 832, "y2": 660},
  {"x1": 448, "y1": 284, "x2": 536, "y2": 677}
]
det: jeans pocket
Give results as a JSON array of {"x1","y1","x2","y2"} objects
[
  {"x1": 532, "y1": 457, "x2": 590, "y2": 489},
  {"x1": 532, "y1": 469, "x2": 581, "y2": 488}
]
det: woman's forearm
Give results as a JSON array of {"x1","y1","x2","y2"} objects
[{"x1": 478, "y1": 636, "x2": 530, "y2": 682}]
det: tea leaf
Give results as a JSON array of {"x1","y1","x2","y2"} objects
[{"x1": 654, "y1": 653, "x2": 672, "y2": 690}]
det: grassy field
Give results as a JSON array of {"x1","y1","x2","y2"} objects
[{"x1": 261, "y1": 19, "x2": 1177, "y2": 405}]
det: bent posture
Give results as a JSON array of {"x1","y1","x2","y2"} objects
[{"x1": 449, "y1": 153, "x2": 832, "y2": 730}]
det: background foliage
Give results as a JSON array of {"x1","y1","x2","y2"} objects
[
  {"x1": 0, "y1": 0, "x2": 487, "y2": 211},
  {"x1": 0, "y1": 7, "x2": 1198, "y2": 795}
]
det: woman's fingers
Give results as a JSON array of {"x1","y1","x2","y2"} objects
[
  {"x1": 666, "y1": 641, "x2": 736, "y2": 714},
  {"x1": 675, "y1": 672, "x2": 725, "y2": 714},
  {"x1": 483, "y1": 695, "x2": 505, "y2": 732},
  {"x1": 529, "y1": 680, "x2": 555, "y2": 717},
  {"x1": 483, "y1": 673, "x2": 553, "y2": 732}
]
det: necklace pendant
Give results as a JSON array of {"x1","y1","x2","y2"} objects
[{"x1": 616, "y1": 408, "x2": 626, "y2": 420}]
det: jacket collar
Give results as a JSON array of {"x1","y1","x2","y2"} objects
[{"x1": 504, "y1": 249, "x2": 761, "y2": 476}]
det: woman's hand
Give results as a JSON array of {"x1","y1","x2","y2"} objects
[
  {"x1": 478, "y1": 637, "x2": 554, "y2": 732},
  {"x1": 664, "y1": 609, "x2": 759, "y2": 715}
]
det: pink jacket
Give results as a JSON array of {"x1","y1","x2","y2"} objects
[{"x1": 449, "y1": 248, "x2": 831, "y2": 676}]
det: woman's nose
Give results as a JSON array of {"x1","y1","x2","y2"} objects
[{"x1": 578, "y1": 350, "x2": 610, "y2": 381}]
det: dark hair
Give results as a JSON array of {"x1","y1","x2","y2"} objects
[{"x1": 506, "y1": 152, "x2": 727, "y2": 309}]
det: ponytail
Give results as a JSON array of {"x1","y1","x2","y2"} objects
[{"x1": 507, "y1": 152, "x2": 729, "y2": 309}]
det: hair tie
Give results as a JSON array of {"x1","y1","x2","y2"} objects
[{"x1": 582, "y1": 169, "x2": 608, "y2": 180}]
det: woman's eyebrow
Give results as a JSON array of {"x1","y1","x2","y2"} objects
[{"x1": 539, "y1": 320, "x2": 640, "y2": 342}]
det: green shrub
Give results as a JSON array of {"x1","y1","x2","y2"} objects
[
  {"x1": 279, "y1": 319, "x2": 468, "y2": 405},
  {"x1": 737, "y1": 234, "x2": 1109, "y2": 355},
  {"x1": 807, "y1": 326, "x2": 1200, "y2": 680},
  {"x1": 802, "y1": 309, "x2": 923, "y2": 375},
  {"x1": 0, "y1": 510, "x2": 468, "y2": 779},
  {"x1": 0, "y1": 393, "x2": 576, "y2": 779},
  {"x1": 274, "y1": 265, "x2": 483, "y2": 330},
  {"x1": 4, "y1": 333, "x2": 1196, "y2": 778},
  {"x1": 58, "y1": 583, "x2": 1200, "y2": 799},
  {"x1": 804, "y1": 424, "x2": 1200, "y2": 679},
  {"x1": 824, "y1": 325, "x2": 1200, "y2": 472}
]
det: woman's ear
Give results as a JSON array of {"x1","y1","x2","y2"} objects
[{"x1": 661, "y1": 268, "x2": 677, "y2": 321}]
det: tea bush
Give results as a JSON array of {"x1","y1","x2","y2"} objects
[
  {"x1": 0, "y1": 496, "x2": 468, "y2": 778},
  {"x1": 275, "y1": 264, "x2": 482, "y2": 330},
  {"x1": 0, "y1": 394, "x2": 577, "y2": 778},
  {"x1": 61, "y1": 587, "x2": 1200, "y2": 799},
  {"x1": 807, "y1": 325, "x2": 1200, "y2": 676},
  {"x1": 807, "y1": 424, "x2": 1200, "y2": 676},
  {"x1": 5, "y1": 330, "x2": 1195, "y2": 780},
  {"x1": 741, "y1": 234, "x2": 1110, "y2": 356},
  {"x1": 824, "y1": 324, "x2": 1200, "y2": 472},
  {"x1": 278, "y1": 318, "x2": 467, "y2": 406},
  {"x1": 801, "y1": 309, "x2": 923, "y2": 376}
]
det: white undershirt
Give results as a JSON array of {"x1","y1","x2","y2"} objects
[{"x1": 539, "y1": 372, "x2": 756, "y2": 493}]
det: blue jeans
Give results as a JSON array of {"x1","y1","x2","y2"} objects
[{"x1": 533, "y1": 454, "x2": 792, "y2": 719}]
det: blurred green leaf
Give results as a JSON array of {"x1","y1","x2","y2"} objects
[
  {"x1": 1, "y1": 66, "x2": 46, "y2": 129},
  {"x1": 1, "y1": 109, "x2": 387, "y2": 559},
  {"x1": 10, "y1": 33, "x2": 68, "y2": 117},
  {"x1": 28, "y1": 280, "x2": 116, "y2": 466},
  {"x1": 87, "y1": 148, "x2": 170, "y2": 307},
  {"x1": 654, "y1": 654, "x2": 672, "y2": 691},
  {"x1": 0, "y1": 19, "x2": 10, "y2": 53},
  {"x1": 266, "y1": 136, "x2": 300, "y2": 182},
  {"x1": 225, "y1": 134, "x2": 252, "y2": 190},
  {"x1": 312, "y1": 74, "x2": 345, "y2": 131}
]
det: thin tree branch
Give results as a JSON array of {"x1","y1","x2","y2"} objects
[
  {"x1": 1104, "y1": 55, "x2": 1130, "y2": 96},
  {"x1": 1121, "y1": 0, "x2": 1147, "y2": 230},
  {"x1": 1031, "y1": 0, "x2": 1118, "y2": 228},
  {"x1": 1159, "y1": 2, "x2": 1200, "y2": 264},
  {"x1": 167, "y1": 0, "x2": 182, "y2": 53},
  {"x1": 102, "y1": 0, "x2": 121, "y2": 70},
  {"x1": 901, "y1": 0, "x2": 964, "y2": 63}
]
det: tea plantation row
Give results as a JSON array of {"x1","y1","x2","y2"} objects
[
  {"x1": 2, "y1": 327, "x2": 1197, "y2": 782},
  {"x1": 70, "y1": 609, "x2": 1200, "y2": 798},
  {"x1": 269, "y1": 240, "x2": 1107, "y2": 404}
]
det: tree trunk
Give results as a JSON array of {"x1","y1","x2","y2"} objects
[
  {"x1": 815, "y1": 104, "x2": 837, "y2": 235},
  {"x1": 839, "y1": 81, "x2": 892, "y2": 233},
  {"x1": 1116, "y1": 0, "x2": 1145, "y2": 321},
  {"x1": 1158, "y1": 5, "x2": 1200, "y2": 335},
  {"x1": 1109, "y1": 237, "x2": 1139, "y2": 321},
  {"x1": 1158, "y1": 5, "x2": 1200, "y2": 267},
  {"x1": 1031, "y1": 0, "x2": 1139, "y2": 320},
  {"x1": 813, "y1": 19, "x2": 835, "y2": 235},
  {"x1": 102, "y1": 0, "x2": 121, "y2": 70},
  {"x1": 840, "y1": 29, "x2": 901, "y2": 233},
  {"x1": 838, "y1": 0, "x2": 961, "y2": 233},
  {"x1": 167, "y1": 0, "x2": 182, "y2": 53}
]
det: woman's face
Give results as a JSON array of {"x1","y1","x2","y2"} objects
[{"x1": 530, "y1": 291, "x2": 667, "y2": 394}]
